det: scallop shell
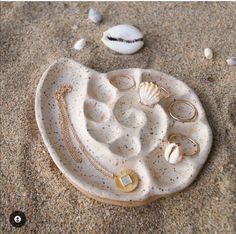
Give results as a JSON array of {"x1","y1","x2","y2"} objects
[
  {"x1": 139, "y1": 82, "x2": 161, "y2": 106},
  {"x1": 101, "y1": 24, "x2": 144, "y2": 54}
]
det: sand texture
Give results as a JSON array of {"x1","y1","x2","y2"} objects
[{"x1": 1, "y1": 2, "x2": 235, "y2": 233}]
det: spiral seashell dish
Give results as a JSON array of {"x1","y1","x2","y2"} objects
[{"x1": 35, "y1": 58, "x2": 213, "y2": 206}]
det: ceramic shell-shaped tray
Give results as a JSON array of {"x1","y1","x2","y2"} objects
[{"x1": 35, "y1": 58, "x2": 212, "y2": 206}]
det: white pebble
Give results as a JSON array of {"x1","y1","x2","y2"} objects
[
  {"x1": 88, "y1": 8, "x2": 102, "y2": 24},
  {"x1": 204, "y1": 48, "x2": 213, "y2": 59},
  {"x1": 226, "y1": 57, "x2": 236, "y2": 66},
  {"x1": 73, "y1": 39, "x2": 86, "y2": 51}
]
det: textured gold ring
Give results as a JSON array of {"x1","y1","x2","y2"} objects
[
  {"x1": 168, "y1": 134, "x2": 200, "y2": 156},
  {"x1": 168, "y1": 99, "x2": 197, "y2": 122}
]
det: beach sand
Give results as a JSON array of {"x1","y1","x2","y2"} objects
[{"x1": 1, "y1": 2, "x2": 235, "y2": 233}]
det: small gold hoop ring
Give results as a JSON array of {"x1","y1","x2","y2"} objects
[
  {"x1": 168, "y1": 134, "x2": 200, "y2": 156},
  {"x1": 168, "y1": 99, "x2": 198, "y2": 122},
  {"x1": 160, "y1": 87, "x2": 170, "y2": 99},
  {"x1": 111, "y1": 75, "x2": 136, "y2": 91}
]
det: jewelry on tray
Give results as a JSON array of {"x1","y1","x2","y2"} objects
[
  {"x1": 139, "y1": 81, "x2": 170, "y2": 107},
  {"x1": 168, "y1": 99, "x2": 198, "y2": 122},
  {"x1": 164, "y1": 134, "x2": 200, "y2": 164},
  {"x1": 55, "y1": 85, "x2": 139, "y2": 192},
  {"x1": 110, "y1": 75, "x2": 136, "y2": 91}
]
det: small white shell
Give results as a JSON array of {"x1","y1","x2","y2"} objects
[
  {"x1": 164, "y1": 143, "x2": 183, "y2": 164},
  {"x1": 88, "y1": 8, "x2": 102, "y2": 24},
  {"x1": 204, "y1": 48, "x2": 213, "y2": 59},
  {"x1": 73, "y1": 39, "x2": 86, "y2": 51},
  {"x1": 226, "y1": 57, "x2": 236, "y2": 66},
  {"x1": 101, "y1": 24, "x2": 144, "y2": 54},
  {"x1": 139, "y1": 82, "x2": 161, "y2": 106}
]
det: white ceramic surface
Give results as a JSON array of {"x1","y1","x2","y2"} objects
[{"x1": 35, "y1": 58, "x2": 213, "y2": 206}]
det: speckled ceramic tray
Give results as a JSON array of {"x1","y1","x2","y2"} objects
[{"x1": 35, "y1": 58, "x2": 212, "y2": 206}]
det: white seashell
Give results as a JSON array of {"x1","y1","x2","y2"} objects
[
  {"x1": 139, "y1": 82, "x2": 161, "y2": 106},
  {"x1": 226, "y1": 57, "x2": 236, "y2": 66},
  {"x1": 101, "y1": 24, "x2": 144, "y2": 54},
  {"x1": 204, "y1": 48, "x2": 213, "y2": 59},
  {"x1": 88, "y1": 8, "x2": 102, "y2": 24},
  {"x1": 164, "y1": 143, "x2": 183, "y2": 164},
  {"x1": 73, "y1": 39, "x2": 86, "y2": 51}
]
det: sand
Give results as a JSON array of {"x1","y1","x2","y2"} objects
[{"x1": 1, "y1": 2, "x2": 235, "y2": 233}]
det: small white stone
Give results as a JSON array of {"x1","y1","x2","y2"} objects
[
  {"x1": 204, "y1": 48, "x2": 213, "y2": 59},
  {"x1": 88, "y1": 8, "x2": 102, "y2": 24},
  {"x1": 226, "y1": 57, "x2": 236, "y2": 66},
  {"x1": 73, "y1": 39, "x2": 86, "y2": 51}
]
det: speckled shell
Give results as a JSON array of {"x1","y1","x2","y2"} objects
[
  {"x1": 139, "y1": 82, "x2": 161, "y2": 106},
  {"x1": 35, "y1": 58, "x2": 213, "y2": 206},
  {"x1": 101, "y1": 24, "x2": 144, "y2": 54}
]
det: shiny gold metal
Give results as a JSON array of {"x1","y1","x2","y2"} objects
[
  {"x1": 168, "y1": 134, "x2": 200, "y2": 156},
  {"x1": 160, "y1": 86, "x2": 170, "y2": 99},
  {"x1": 168, "y1": 99, "x2": 197, "y2": 122},
  {"x1": 114, "y1": 169, "x2": 139, "y2": 193},
  {"x1": 55, "y1": 85, "x2": 139, "y2": 193}
]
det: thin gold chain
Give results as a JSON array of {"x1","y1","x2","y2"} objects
[{"x1": 55, "y1": 85, "x2": 114, "y2": 179}]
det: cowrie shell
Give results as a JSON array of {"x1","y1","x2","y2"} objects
[
  {"x1": 164, "y1": 143, "x2": 183, "y2": 164},
  {"x1": 101, "y1": 24, "x2": 144, "y2": 54}
]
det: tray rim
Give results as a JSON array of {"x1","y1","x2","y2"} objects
[{"x1": 35, "y1": 57, "x2": 213, "y2": 206}]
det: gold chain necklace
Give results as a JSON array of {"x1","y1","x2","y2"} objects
[{"x1": 55, "y1": 85, "x2": 139, "y2": 193}]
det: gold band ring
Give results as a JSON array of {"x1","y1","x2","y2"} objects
[
  {"x1": 168, "y1": 134, "x2": 200, "y2": 156},
  {"x1": 110, "y1": 75, "x2": 136, "y2": 91},
  {"x1": 160, "y1": 87, "x2": 170, "y2": 99},
  {"x1": 168, "y1": 99, "x2": 197, "y2": 122}
]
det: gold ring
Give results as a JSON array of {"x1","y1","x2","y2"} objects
[
  {"x1": 168, "y1": 99, "x2": 197, "y2": 122},
  {"x1": 168, "y1": 134, "x2": 200, "y2": 156},
  {"x1": 160, "y1": 87, "x2": 170, "y2": 98},
  {"x1": 110, "y1": 75, "x2": 136, "y2": 91}
]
